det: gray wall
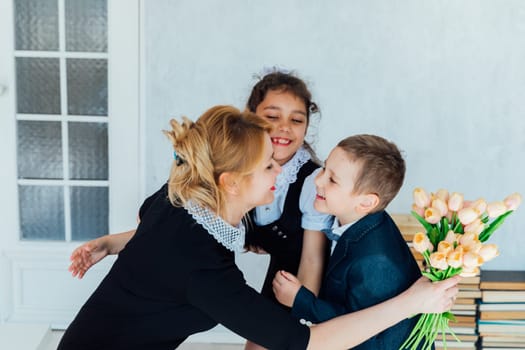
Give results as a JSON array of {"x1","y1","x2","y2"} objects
[{"x1": 143, "y1": 0, "x2": 525, "y2": 272}]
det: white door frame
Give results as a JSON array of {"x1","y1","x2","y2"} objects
[{"x1": 0, "y1": 0, "x2": 141, "y2": 328}]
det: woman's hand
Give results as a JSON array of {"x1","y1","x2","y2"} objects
[{"x1": 403, "y1": 275, "x2": 461, "y2": 315}]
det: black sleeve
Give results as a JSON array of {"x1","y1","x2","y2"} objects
[
  {"x1": 138, "y1": 183, "x2": 168, "y2": 220},
  {"x1": 186, "y1": 265, "x2": 310, "y2": 350}
]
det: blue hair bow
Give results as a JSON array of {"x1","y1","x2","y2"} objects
[{"x1": 173, "y1": 150, "x2": 184, "y2": 166}]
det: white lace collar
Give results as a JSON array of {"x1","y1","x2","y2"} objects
[
  {"x1": 275, "y1": 146, "x2": 311, "y2": 190},
  {"x1": 184, "y1": 201, "x2": 245, "y2": 252}
]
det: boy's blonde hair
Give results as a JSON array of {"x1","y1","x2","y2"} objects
[
  {"x1": 163, "y1": 105, "x2": 272, "y2": 214},
  {"x1": 337, "y1": 134, "x2": 405, "y2": 212}
]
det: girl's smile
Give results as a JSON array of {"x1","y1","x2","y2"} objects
[{"x1": 271, "y1": 137, "x2": 292, "y2": 146}]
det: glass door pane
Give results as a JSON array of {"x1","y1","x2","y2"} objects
[
  {"x1": 14, "y1": 0, "x2": 109, "y2": 241},
  {"x1": 15, "y1": 0, "x2": 59, "y2": 51}
]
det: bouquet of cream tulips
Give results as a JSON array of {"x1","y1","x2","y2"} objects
[{"x1": 399, "y1": 188, "x2": 522, "y2": 350}]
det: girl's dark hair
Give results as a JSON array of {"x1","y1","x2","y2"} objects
[
  {"x1": 246, "y1": 70, "x2": 320, "y2": 163},
  {"x1": 246, "y1": 71, "x2": 319, "y2": 117}
]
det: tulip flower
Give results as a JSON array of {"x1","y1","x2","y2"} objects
[
  {"x1": 429, "y1": 252, "x2": 448, "y2": 270},
  {"x1": 437, "y1": 241, "x2": 453, "y2": 255},
  {"x1": 432, "y1": 198, "x2": 448, "y2": 217},
  {"x1": 414, "y1": 188, "x2": 431, "y2": 208},
  {"x1": 504, "y1": 192, "x2": 522, "y2": 211},
  {"x1": 487, "y1": 201, "x2": 507, "y2": 218},
  {"x1": 463, "y1": 251, "x2": 483, "y2": 268},
  {"x1": 435, "y1": 189, "x2": 449, "y2": 202},
  {"x1": 424, "y1": 207, "x2": 442, "y2": 224},
  {"x1": 459, "y1": 232, "x2": 478, "y2": 246},
  {"x1": 448, "y1": 192, "x2": 464, "y2": 212},
  {"x1": 478, "y1": 244, "x2": 499, "y2": 262},
  {"x1": 457, "y1": 207, "x2": 479, "y2": 225},
  {"x1": 444, "y1": 230, "x2": 459, "y2": 244},
  {"x1": 413, "y1": 232, "x2": 433, "y2": 253},
  {"x1": 412, "y1": 203, "x2": 425, "y2": 217},
  {"x1": 464, "y1": 219, "x2": 485, "y2": 235},
  {"x1": 459, "y1": 232, "x2": 482, "y2": 253},
  {"x1": 446, "y1": 248, "x2": 463, "y2": 268},
  {"x1": 460, "y1": 266, "x2": 480, "y2": 277},
  {"x1": 471, "y1": 198, "x2": 487, "y2": 215},
  {"x1": 463, "y1": 241, "x2": 482, "y2": 254}
]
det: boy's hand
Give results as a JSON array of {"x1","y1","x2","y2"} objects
[{"x1": 272, "y1": 270, "x2": 302, "y2": 307}]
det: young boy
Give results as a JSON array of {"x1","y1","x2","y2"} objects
[{"x1": 273, "y1": 134, "x2": 424, "y2": 350}]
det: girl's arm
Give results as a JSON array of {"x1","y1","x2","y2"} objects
[
  {"x1": 297, "y1": 169, "x2": 333, "y2": 295},
  {"x1": 103, "y1": 229, "x2": 137, "y2": 254},
  {"x1": 307, "y1": 275, "x2": 460, "y2": 349},
  {"x1": 69, "y1": 229, "x2": 136, "y2": 279},
  {"x1": 297, "y1": 229, "x2": 327, "y2": 295}
]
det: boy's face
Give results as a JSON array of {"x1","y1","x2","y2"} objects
[{"x1": 314, "y1": 147, "x2": 373, "y2": 226}]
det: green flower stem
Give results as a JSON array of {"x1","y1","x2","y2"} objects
[
  {"x1": 440, "y1": 217, "x2": 449, "y2": 241},
  {"x1": 411, "y1": 211, "x2": 435, "y2": 233},
  {"x1": 399, "y1": 314, "x2": 425, "y2": 349},
  {"x1": 479, "y1": 210, "x2": 513, "y2": 242}
]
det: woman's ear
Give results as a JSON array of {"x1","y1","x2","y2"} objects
[
  {"x1": 218, "y1": 172, "x2": 240, "y2": 195},
  {"x1": 357, "y1": 193, "x2": 380, "y2": 214}
]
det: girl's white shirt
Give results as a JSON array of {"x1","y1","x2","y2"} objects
[{"x1": 253, "y1": 147, "x2": 334, "y2": 231}]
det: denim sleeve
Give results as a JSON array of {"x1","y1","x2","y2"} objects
[
  {"x1": 299, "y1": 168, "x2": 334, "y2": 231},
  {"x1": 348, "y1": 254, "x2": 410, "y2": 310},
  {"x1": 292, "y1": 286, "x2": 348, "y2": 323}
]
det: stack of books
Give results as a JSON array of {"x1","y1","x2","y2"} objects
[
  {"x1": 478, "y1": 270, "x2": 525, "y2": 349},
  {"x1": 392, "y1": 214, "x2": 480, "y2": 349},
  {"x1": 434, "y1": 333, "x2": 479, "y2": 350}
]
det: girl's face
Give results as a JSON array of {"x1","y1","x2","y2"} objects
[
  {"x1": 313, "y1": 147, "x2": 366, "y2": 225},
  {"x1": 255, "y1": 90, "x2": 308, "y2": 166},
  {"x1": 241, "y1": 134, "x2": 282, "y2": 208}
]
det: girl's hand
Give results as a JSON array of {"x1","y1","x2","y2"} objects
[
  {"x1": 68, "y1": 237, "x2": 109, "y2": 279},
  {"x1": 272, "y1": 270, "x2": 302, "y2": 307}
]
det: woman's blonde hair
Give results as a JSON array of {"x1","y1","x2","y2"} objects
[{"x1": 163, "y1": 105, "x2": 272, "y2": 214}]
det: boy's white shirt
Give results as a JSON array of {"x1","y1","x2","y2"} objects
[
  {"x1": 329, "y1": 219, "x2": 354, "y2": 254},
  {"x1": 253, "y1": 147, "x2": 334, "y2": 231}
]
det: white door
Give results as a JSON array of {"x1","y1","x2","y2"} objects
[{"x1": 0, "y1": 0, "x2": 140, "y2": 329}]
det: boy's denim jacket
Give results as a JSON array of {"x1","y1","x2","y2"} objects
[{"x1": 292, "y1": 211, "x2": 430, "y2": 350}]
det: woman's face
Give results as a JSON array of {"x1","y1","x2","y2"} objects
[
  {"x1": 241, "y1": 134, "x2": 281, "y2": 208},
  {"x1": 255, "y1": 90, "x2": 308, "y2": 166}
]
